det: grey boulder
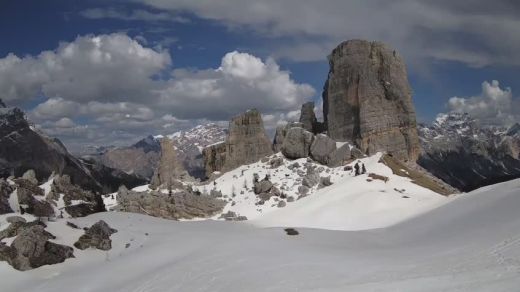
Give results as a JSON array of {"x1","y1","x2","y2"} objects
[
  {"x1": 3, "y1": 225, "x2": 74, "y2": 271},
  {"x1": 74, "y1": 220, "x2": 118, "y2": 251},
  {"x1": 281, "y1": 128, "x2": 314, "y2": 159},
  {"x1": 310, "y1": 134, "x2": 337, "y2": 165}
]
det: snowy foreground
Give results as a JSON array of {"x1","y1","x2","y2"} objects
[
  {"x1": 2, "y1": 179, "x2": 520, "y2": 291},
  {"x1": 199, "y1": 153, "x2": 448, "y2": 230}
]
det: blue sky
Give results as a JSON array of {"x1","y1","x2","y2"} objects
[{"x1": 1, "y1": 0, "x2": 519, "y2": 150}]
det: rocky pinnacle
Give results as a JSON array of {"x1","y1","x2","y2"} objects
[{"x1": 323, "y1": 39, "x2": 420, "y2": 161}]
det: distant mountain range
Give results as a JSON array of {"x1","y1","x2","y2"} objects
[
  {"x1": 418, "y1": 112, "x2": 520, "y2": 191},
  {"x1": 86, "y1": 124, "x2": 228, "y2": 180},
  {"x1": 0, "y1": 102, "x2": 146, "y2": 193}
]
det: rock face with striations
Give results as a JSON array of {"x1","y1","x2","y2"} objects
[
  {"x1": 299, "y1": 102, "x2": 325, "y2": 134},
  {"x1": 203, "y1": 109, "x2": 273, "y2": 177},
  {"x1": 150, "y1": 137, "x2": 189, "y2": 189},
  {"x1": 299, "y1": 102, "x2": 318, "y2": 133},
  {"x1": 322, "y1": 40, "x2": 420, "y2": 161}
]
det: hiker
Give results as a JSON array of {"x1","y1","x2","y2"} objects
[
  {"x1": 362, "y1": 163, "x2": 366, "y2": 174},
  {"x1": 354, "y1": 162, "x2": 360, "y2": 176}
]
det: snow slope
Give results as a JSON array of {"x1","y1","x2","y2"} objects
[
  {"x1": 1, "y1": 179, "x2": 520, "y2": 291},
  {"x1": 104, "y1": 152, "x2": 450, "y2": 230},
  {"x1": 192, "y1": 152, "x2": 450, "y2": 230}
]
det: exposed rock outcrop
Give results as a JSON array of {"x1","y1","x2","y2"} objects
[
  {"x1": 22, "y1": 169, "x2": 38, "y2": 185},
  {"x1": 14, "y1": 178, "x2": 54, "y2": 218},
  {"x1": 253, "y1": 179, "x2": 273, "y2": 194},
  {"x1": 323, "y1": 40, "x2": 420, "y2": 162},
  {"x1": 150, "y1": 138, "x2": 189, "y2": 189},
  {"x1": 281, "y1": 127, "x2": 314, "y2": 159},
  {"x1": 299, "y1": 102, "x2": 325, "y2": 134},
  {"x1": 0, "y1": 219, "x2": 42, "y2": 240},
  {"x1": 74, "y1": 220, "x2": 117, "y2": 250},
  {"x1": 0, "y1": 178, "x2": 14, "y2": 214},
  {"x1": 116, "y1": 186, "x2": 226, "y2": 220},
  {"x1": 49, "y1": 175, "x2": 105, "y2": 217},
  {"x1": 202, "y1": 142, "x2": 227, "y2": 177},
  {"x1": 203, "y1": 109, "x2": 272, "y2": 177},
  {"x1": 310, "y1": 134, "x2": 337, "y2": 165},
  {"x1": 1, "y1": 225, "x2": 74, "y2": 271}
]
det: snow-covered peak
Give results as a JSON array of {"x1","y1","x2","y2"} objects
[{"x1": 433, "y1": 112, "x2": 475, "y2": 131}]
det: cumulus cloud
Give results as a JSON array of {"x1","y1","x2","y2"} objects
[
  {"x1": 157, "y1": 51, "x2": 315, "y2": 120},
  {"x1": 0, "y1": 33, "x2": 171, "y2": 104},
  {"x1": 134, "y1": 0, "x2": 520, "y2": 67},
  {"x1": 448, "y1": 80, "x2": 518, "y2": 126},
  {"x1": 0, "y1": 34, "x2": 315, "y2": 150}
]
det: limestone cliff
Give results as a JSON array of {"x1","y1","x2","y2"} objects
[
  {"x1": 203, "y1": 109, "x2": 273, "y2": 177},
  {"x1": 323, "y1": 40, "x2": 420, "y2": 161}
]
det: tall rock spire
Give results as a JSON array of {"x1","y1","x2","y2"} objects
[{"x1": 322, "y1": 39, "x2": 420, "y2": 161}]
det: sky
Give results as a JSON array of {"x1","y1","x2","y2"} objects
[{"x1": 0, "y1": 0, "x2": 519, "y2": 151}]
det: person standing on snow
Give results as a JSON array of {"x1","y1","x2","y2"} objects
[
  {"x1": 354, "y1": 162, "x2": 360, "y2": 176},
  {"x1": 362, "y1": 163, "x2": 366, "y2": 174}
]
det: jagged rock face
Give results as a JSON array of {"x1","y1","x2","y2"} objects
[
  {"x1": 273, "y1": 125, "x2": 287, "y2": 153},
  {"x1": 204, "y1": 110, "x2": 273, "y2": 177},
  {"x1": 0, "y1": 179, "x2": 14, "y2": 214},
  {"x1": 281, "y1": 127, "x2": 314, "y2": 159},
  {"x1": 299, "y1": 102, "x2": 318, "y2": 133},
  {"x1": 418, "y1": 113, "x2": 520, "y2": 191},
  {"x1": 14, "y1": 178, "x2": 55, "y2": 218},
  {"x1": 0, "y1": 104, "x2": 142, "y2": 193},
  {"x1": 202, "y1": 142, "x2": 227, "y2": 177},
  {"x1": 0, "y1": 107, "x2": 95, "y2": 189},
  {"x1": 49, "y1": 175, "x2": 106, "y2": 217},
  {"x1": 299, "y1": 102, "x2": 325, "y2": 134},
  {"x1": 2, "y1": 225, "x2": 74, "y2": 271},
  {"x1": 74, "y1": 220, "x2": 117, "y2": 251},
  {"x1": 116, "y1": 186, "x2": 226, "y2": 220},
  {"x1": 150, "y1": 138, "x2": 189, "y2": 189},
  {"x1": 323, "y1": 39, "x2": 420, "y2": 161}
]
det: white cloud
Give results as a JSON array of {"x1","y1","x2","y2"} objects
[
  {"x1": 0, "y1": 33, "x2": 171, "y2": 103},
  {"x1": 157, "y1": 51, "x2": 315, "y2": 120},
  {"x1": 0, "y1": 34, "x2": 315, "y2": 150},
  {"x1": 448, "y1": 80, "x2": 518, "y2": 126}
]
